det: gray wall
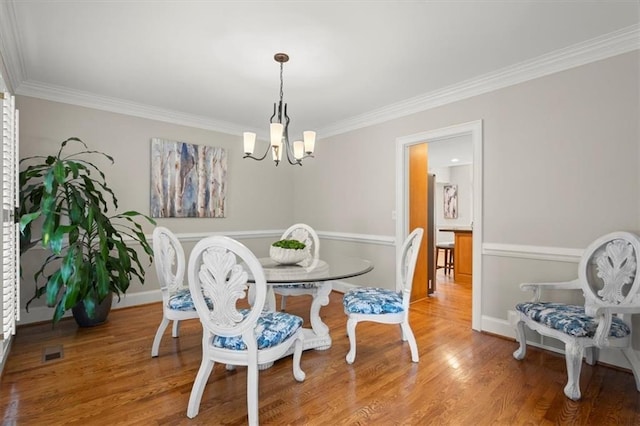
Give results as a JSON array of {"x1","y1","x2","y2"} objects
[
  {"x1": 15, "y1": 50, "x2": 640, "y2": 363},
  {"x1": 17, "y1": 96, "x2": 295, "y2": 319},
  {"x1": 294, "y1": 51, "x2": 639, "y2": 327}
]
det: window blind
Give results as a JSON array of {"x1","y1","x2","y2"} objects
[{"x1": 2, "y1": 92, "x2": 19, "y2": 341}]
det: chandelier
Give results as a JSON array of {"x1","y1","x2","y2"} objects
[{"x1": 243, "y1": 53, "x2": 316, "y2": 166}]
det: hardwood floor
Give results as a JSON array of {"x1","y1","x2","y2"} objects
[{"x1": 2, "y1": 273, "x2": 639, "y2": 425}]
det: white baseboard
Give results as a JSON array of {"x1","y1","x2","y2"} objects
[
  {"x1": 18, "y1": 282, "x2": 359, "y2": 326},
  {"x1": 0, "y1": 339, "x2": 12, "y2": 376},
  {"x1": 18, "y1": 290, "x2": 163, "y2": 325}
]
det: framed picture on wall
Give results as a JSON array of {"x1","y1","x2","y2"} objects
[{"x1": 444, "y1": 184, "x2": 458, "y2": 219}]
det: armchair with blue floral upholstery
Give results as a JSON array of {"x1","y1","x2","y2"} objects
[{"x1": 511, "y1": 231, "x2": 640, "y2": 400}]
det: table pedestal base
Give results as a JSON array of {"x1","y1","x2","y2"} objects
[{"x1": 258, "y1": 282, "x2": 333, "y2": 369}]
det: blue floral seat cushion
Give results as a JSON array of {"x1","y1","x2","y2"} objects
[
  {"x1": 516, "y1": 302, "x2": 631, "y2": 338},
  {"x1": 343, "y1": 287, "x2": 404, "y2": 315},
  {"x1": 273, "y1": 283, "x2": 318, "y2": 290},
  {"x1": 168, "y1": 288, "x2": 213, "y2": 311},
  {"x1": 212, "y1": 310, "x2": 303, "y2": 350}
]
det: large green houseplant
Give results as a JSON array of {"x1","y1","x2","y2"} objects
[{"x1": 19, "y1": 137, "x2": 155, "y2": 324}]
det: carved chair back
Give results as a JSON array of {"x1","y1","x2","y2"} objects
[
  {"x1": 397, "y1": 228, "x2": 424, "y2": 308},
  {"x1": 188, "y1": 235, "x2": 267, "y2": 341},
  {"x1": 153, "y1": 226, "x2": 186, "y2": 298},
  {"x1": 578, "y1": 231, "x2": 640, "y2": 343},
  {"x1": 280, "y1": 223, "x2": 319, "y2": 267},
  {"x1": 579, "y1": 232, "x2": 640, "y2": 308}
]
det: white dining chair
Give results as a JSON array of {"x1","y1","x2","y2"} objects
[
  {"x1": 273, "y1": 223, "x2": 320, "y2": 311},
  {"x1": 150, "y1": 226, "x2": 202, "y2": 357},
  {"x1": 342, "y1": 227, "x2": 423, "y2": 363},
  {"x1": 186, "y1": 235, "x2": 306, "y2": 424}
]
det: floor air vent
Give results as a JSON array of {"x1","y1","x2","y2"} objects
[{"x1": 42, "y1": 345, "x2": 64, "y2": 363}]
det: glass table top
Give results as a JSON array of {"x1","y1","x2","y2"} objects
[{"x1": 246, "y1": 257, "x2": 373, "y2": 284}]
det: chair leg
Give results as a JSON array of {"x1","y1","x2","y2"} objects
[
  {"x1": 172, "y1": 319, "x2": 180, "y2": 338},
  {"x1": 585, "y1": 346, "x2": 599, "y2": 365},
  {"x1": 564, "y1": 342, "x2": 584, "y2": 400},
  {"x1": 280, "y1": 295, "x2": 287, "y2": 311},
  {"x1": 151, "y1": 317, "x2": 170, "y2": 357},
  {"x1": 446, "y1": 249, "x2": 451, "y2": 275},
  {"x1": 622, "y1": 347, "x2": 640, "y2": 392},
  {"x1": 512, "y1": 320, "x2": 527, "y2": 360},
  {"x1": 187, "y1": 358, "x2": 215, "y2": 418},
  {"x1": 292, "y1": 334, "x2": 306, "y2": 382},
  {"x1": 401, "y1": 321, "x2": 419, "y2": 362},
  {"x1": 345, "y1": 317, "x2": 357, "y2": 364},
  {"x1": 246, "y1": 357, "x2": 259, "y2": 426}
]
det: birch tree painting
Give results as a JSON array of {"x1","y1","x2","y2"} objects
[{"x1": 150, "y1": 138, "x2": 227, "y2": 218}]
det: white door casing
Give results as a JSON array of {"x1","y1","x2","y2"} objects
[{"x1": 395, "y1": 120, "x2": 483, "y2": 330}]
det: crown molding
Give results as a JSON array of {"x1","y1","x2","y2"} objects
[
  {"x1": 2, "y1": 19, "x2": 638, "y2": 138},
  {"x1": 318, "y1": 24, "x2": 640, "y2": 138},
  {"x1": 0, "y1": 0, "x2": 26, "y2": 92},
  {"x1": 15, "y1": 79, "x2": 260, "y2": 136}
]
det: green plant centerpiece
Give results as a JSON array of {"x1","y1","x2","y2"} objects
[
  {"x1": 270, "y1": 239, "x2": 307, "y2": 265},
  {"x1": 272, "y1": 239, "x2": 306, "y2": 250},
  {"x1": 19, "y1": 137, "x2": 156, "y2": 325}
]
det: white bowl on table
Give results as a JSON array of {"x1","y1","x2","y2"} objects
[{"x1": 269, "y1": 246, "x2": 307, "y2": 265}]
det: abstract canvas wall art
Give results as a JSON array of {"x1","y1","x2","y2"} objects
[
  {"x1": 150, "y1": 138, "x2": 227, "y2": 218},
  {"x1": 443, "y1": 184, "x2": 458, "y2": 219}
]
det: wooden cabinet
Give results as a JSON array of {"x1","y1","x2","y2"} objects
[
  {"x1": 440, "y1": 228, "x2": 473, "y2": 284},
  {"x1": 453, "y1": 231, "x2": 472, "y2": 284}
]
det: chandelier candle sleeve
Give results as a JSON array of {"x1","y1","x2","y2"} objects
[
  {"x1": 293, "y1": 141, "x2": 304, "y2": 160},
  {"x1": 243, "y1": 132, "x2": 256, "y2": 155},
  {"x1": 304, "y1": 131, "x2": 316, "y2": 155},
  {"x1": 270, "y1": 123, "x2": 284, "y2": 147}
]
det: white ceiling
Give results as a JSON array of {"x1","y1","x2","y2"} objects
[
  {"x1": 427, "y1": 135, "x2": 473, "y2": 170},
  {"x1": 0, "y1": 1, "x2": 638, "y2": 145}
]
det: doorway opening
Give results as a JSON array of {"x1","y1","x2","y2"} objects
[{"x1": 395, "y1": 120, "x2": 483, "y2": 331}]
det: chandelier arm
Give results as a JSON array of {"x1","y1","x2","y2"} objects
[
  {"x1": 282, "y1": 107, "x2": 301, "y2": 166},
  {"x1": 269, "y1": 103, "x2": 277, "y2": 123},
  {"x1": 243, "y1": 142, "x2": 271, "y2": 161}
]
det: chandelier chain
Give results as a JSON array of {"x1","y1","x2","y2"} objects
[{"x1": 279, "y1": 62, "x2": 284, "y2": 105}]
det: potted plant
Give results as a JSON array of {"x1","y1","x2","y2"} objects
[
  {"x1": 269, "y1": 239, "x2": 307, "y2": 265},
  {"x1": 19, "y1": 137, "x2": 155, "y2": 325}
]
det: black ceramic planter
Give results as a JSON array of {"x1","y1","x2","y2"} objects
[{"x1": 71, "y1": 293, "x2": 113, "y2": 327}]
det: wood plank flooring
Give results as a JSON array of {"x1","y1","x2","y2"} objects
[{"x1": 2, "y1": 273, "x2": 639, "y2": 425}]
